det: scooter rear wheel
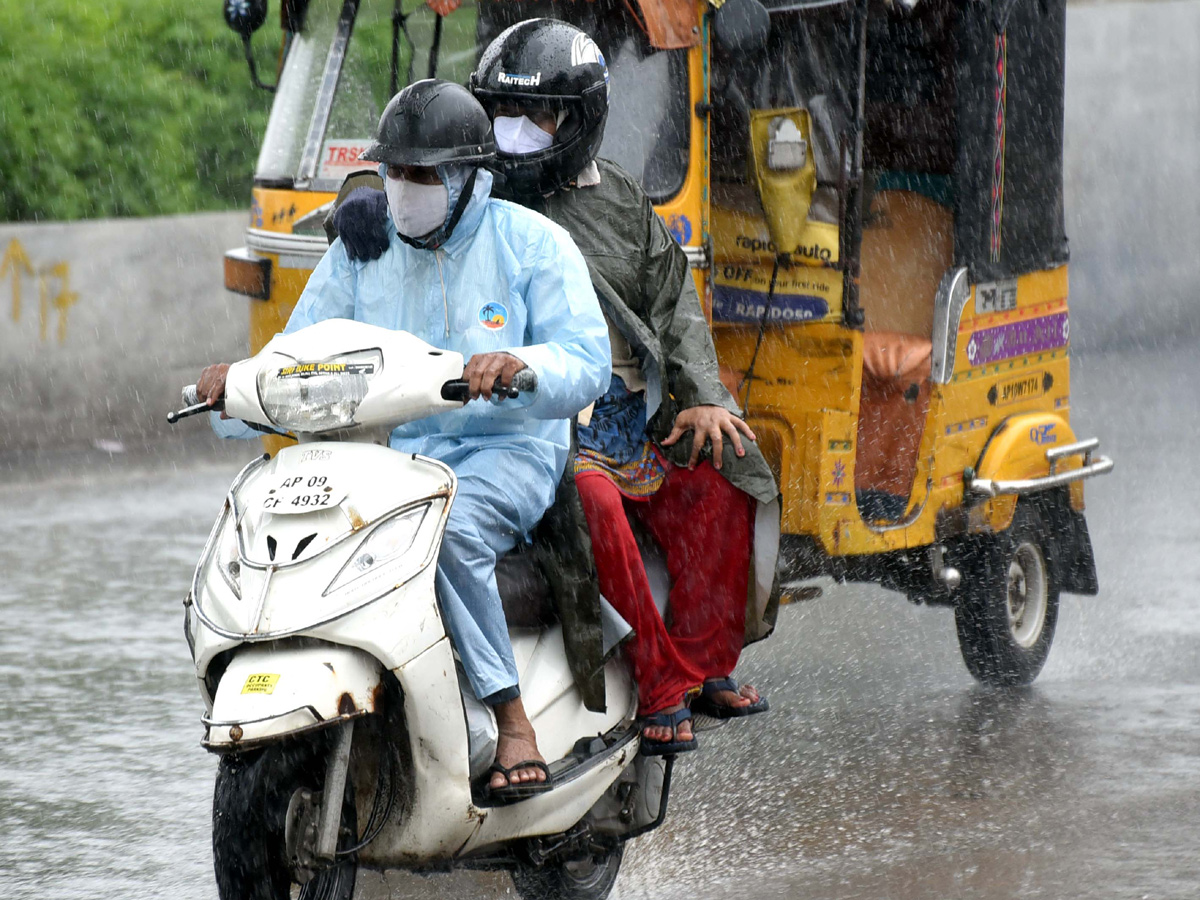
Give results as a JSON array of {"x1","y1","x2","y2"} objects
[
  {"x1": 511, "y1": 843, "x2": 624, "y2": 900},
  {"x1": 212, "y1": 737, "x2": 357, "y2": 900}
]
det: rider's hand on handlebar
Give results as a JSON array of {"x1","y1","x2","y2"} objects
[
  {"x1": 463, "y1": 352, "x2": 526, "y2": 402},
  {"x1": 197, "y1": 364, "x2": 231, "y2": 418},
  {"x1": 661, "y1": 404, "x2": 757, "y2": 471}
]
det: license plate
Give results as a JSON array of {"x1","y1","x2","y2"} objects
[{"x1": 262, "y1": 473, "x2": 345, "y2": 514}]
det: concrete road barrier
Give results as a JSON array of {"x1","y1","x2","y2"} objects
[{"x1": 0, "y1": 212, "x2": 251, "y2": 470}]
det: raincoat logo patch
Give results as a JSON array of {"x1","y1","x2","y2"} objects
[{"x1": 479, "y1": 302, "x2": 508, "y2": 330}]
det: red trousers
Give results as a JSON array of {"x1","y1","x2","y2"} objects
[{"x1": 577, "y1": 461, "x2": 754, "y2": 715}]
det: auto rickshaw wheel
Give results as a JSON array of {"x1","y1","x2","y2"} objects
[{"x1": 954, "y1": 502, "x2": 1060, "y2": 686}]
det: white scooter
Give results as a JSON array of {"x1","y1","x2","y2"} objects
[{"x1": 172, "y1": 319, "x2": 673, "y2": 900}]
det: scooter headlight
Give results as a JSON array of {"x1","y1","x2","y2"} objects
[
  {"x1": 325, "y1": 504, "x2": 429, "y2": 595},
  {"x1": 215, "y1": 509, "x2": 242, "y2": 600},
  {"x1": 194, "y1": 502, "x2": 244, "y2": 631},
  {"x1": 257, "y1": 349, "x2": 381, "y2": 433}
]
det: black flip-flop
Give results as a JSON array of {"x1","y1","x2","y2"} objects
[
  {"x1": 477, "y1": 759, "x2": 553, "y2": 805},
  {"x1": 638, "y1": 706, "x2": 699, "y2": 756},
  {"x1": 690, "y1": 677, "x2": 770, "y2": 719}
]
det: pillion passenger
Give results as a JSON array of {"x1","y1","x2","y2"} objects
[
  {"x1": 334, "y1": 20, "x2": 782, "y2": 755},
  {"x1": 195, "y1": 79, "x2": 611, "y2": 800}
]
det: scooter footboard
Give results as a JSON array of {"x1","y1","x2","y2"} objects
[{"x1": 203, "y1": 644, "x2": 384, "y2": 752}]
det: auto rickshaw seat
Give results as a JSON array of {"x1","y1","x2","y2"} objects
[
  {"x1": 859, "y1": 189, "x2": 952, "y2": 337},
  {"x1": 861, "y1": 331, "x2": 932, "y2": 383},
  {"x1": 854, "y1": 187, "x2": 948, "y2": 517},
  {"x1": 856, "y1": 334, "x2": 933, "y2": 518}
]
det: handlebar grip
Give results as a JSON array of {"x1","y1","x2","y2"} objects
[
  {"x1": 440, "y1": 370, "x2": 537, "y2": 403},
  {"x1": 182, "y1": 384, "x2": 200, "y2": 406},
  {"x1": 510, "y1": 368, "x2": 538, "y2": 395}
]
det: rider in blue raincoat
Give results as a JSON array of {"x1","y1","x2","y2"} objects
[{"x1": 197, "y1": 80, "x2": 610, "y2": 799}]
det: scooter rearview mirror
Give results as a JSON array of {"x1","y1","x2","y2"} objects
[
  {"x1": 223, "y1": 0, "x2": 278, "y2": 92},
  {"x1": 714, "y1": 0, "x2": 771, "y2": 55},
  {"x1": 224, "y1": 0, "x2": 269, "y2": 38}
]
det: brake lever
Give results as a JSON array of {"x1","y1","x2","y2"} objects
[
  {"x1": 167, "y1": 402, "x2": 220, "y2": 425},
  {"x1": 167, "y1": 384, "x2": 224, "y2": 424}
]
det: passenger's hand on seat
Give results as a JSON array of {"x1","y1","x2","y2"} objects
[
  {"x1": 463, "y1": 352, "x2": 527, "y2": 401},
  {"x1": 662, "y1": 405, "x2": 756, "y2": 471}
]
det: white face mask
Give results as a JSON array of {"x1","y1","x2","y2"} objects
[
  {"x1": 385, "y1": 175, "x2": 449, "y2": 239},
  {"x1": 493, "y1": 115, "x2": 555, "y2": 155}
]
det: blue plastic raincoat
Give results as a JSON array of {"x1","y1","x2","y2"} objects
[{"x1": 216, "y1": 169, "x2": 610, "y2": 704}]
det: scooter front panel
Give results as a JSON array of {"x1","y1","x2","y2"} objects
[
  {"x1": 245, "y1": 442, "x2": 454, "y2": 535},
  {"x1": 192, "y1": 445, "x2": 456, "y2": 642}
]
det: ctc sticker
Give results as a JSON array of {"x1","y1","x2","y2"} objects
[{"x1": 242, "y1": 673, "x2": 281, "y2": 695}]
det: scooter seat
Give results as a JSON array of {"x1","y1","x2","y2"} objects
[{"x1": 495, "y1": 550, "x2": 558, "y2": 628}]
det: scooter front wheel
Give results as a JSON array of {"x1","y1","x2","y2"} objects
[
  {"x1": 212, "y1": 737, "x2": 357, "y2": 900},
  {"x1": 511, "y1": 842, "x2": 624, "y2": 900}
]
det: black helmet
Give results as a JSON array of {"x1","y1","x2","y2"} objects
[
  {"x1": 470, "y1": 19, "x2": 609, "y2": 196},
  {"x1": 360, "y1": 79, "x2": 495, "y2": 167}
]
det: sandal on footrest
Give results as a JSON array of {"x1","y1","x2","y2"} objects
[
  {"x1": 476, "y1": 759, "x2": 553, "y2": 805},
  {"x1": 690, "y1": 678, "x2": 769, "y2": 719},
  {"x1": 638, "y1": 707, "x2": 698, "y2": 756}
]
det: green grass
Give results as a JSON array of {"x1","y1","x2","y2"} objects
[
  {"x1": 0, "y1": 0, "x2": 486, "y2": 222},
  {"x1": 0, "y1": 1, "x2": 284, "y2": 221}
]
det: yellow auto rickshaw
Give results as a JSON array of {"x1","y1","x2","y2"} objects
[{"x1": 221, "y1": 0, "x2": 1112, "y2": 685}]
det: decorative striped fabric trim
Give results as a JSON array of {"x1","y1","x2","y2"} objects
[
  {"x1": 990, "y1": 31, "x2": 1008, "y2": 264},
  {"x1": 574, "y1": 442, "x2": 668, "y2": 499}
]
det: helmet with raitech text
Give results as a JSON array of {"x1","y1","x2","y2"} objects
[{"x1": 470, "y1": 19, "x2": 609, "y2": 196}]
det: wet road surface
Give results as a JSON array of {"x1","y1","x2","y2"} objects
[{"x1": 1, "y1": 336, "x2": 1197, "y2": 900}]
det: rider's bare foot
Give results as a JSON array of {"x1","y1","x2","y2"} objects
[
  {"x1": 642, "y1": 702, "x2": 694, "y2": 745},
  {"x1": 705, "y1": 681, "x2": 759, "y2": 711},
  {"x1": 490, "y1": 697, "x2": 547, "y2": 790}
]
